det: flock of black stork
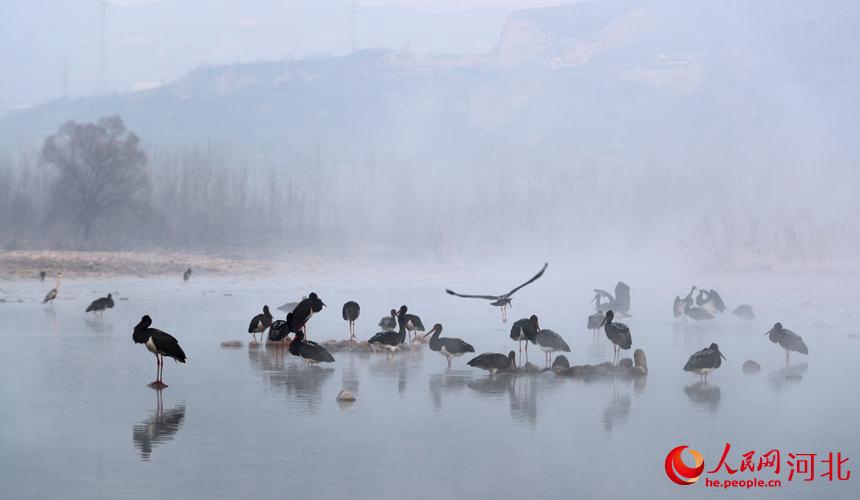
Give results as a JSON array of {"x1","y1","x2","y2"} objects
[{"x1": 35, "y1": 263, "x2": 809, "y2": 388}]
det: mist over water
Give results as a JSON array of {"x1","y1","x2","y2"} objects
[{"x1": 1, "y1": 1, "x2": 859, "y2": 498}]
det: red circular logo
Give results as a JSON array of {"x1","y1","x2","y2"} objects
[{"x1": 665, "y1": 445, "x2": 705, "y2": 485}]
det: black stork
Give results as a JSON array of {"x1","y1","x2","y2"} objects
[
  {"x1": 268, "y1": 316, "x2": 291, "y2": 345},
  {"x1": 600, "y1": 310, "x2": 632, "y2": 365},
  {"x1": 683, "y1": 343, "x2": 726, "y2": 382},
  {"x1": 39, "y1": 270, "x2": 46, "y2": 281},
  {"x1": 368, "y1": 321, "x2": 407, "y2": 356},
  {"x1": 424, "y1": 323, "x2": 475, "y2": 367},
  {"x1": 673, "y1": 286, "x2": 696, "y2": 319},
  {"x1": 132, "y1": 315, "x2": 187, "y2": 388},
  {"x1": 43, "y1": 272, "x2": 62, "y2": 306},
  {"x1": 733, "y1": 304, "x2": 755, "y2": 320},
  {"x1": 183, "y1": 268, "x2": 192, "y2": 282},
  {"x1": 467, "y1": 351, "x2": 516, "y2": 374},
  {"x1": 86, "y1": 293, "x2": 115, "y2": 319},
  {"x1": 587, "y1": 311, "x2": 605, "y2": 337},
  {"x1": 288, "y1": 293, "x2": 326, "y2": 337},
  {"x1": 765, "y1": 322, "x2": 808, "y2": 366},
  {"x1": 342, "y1": 301, "x2": 360, "y2": 340},
  {"x1": 247, "y1": 305, "x2": 273, "y2": 344},
  {"x1": 288, "y1": 330, "x2": 335, "y2": 365},
  {"x1": 684, "y1": 302, "x2": 714, "y2": 323},
  {"x1": 535, "y1": 328, "x2": 571, "y2": 367},
  {"x1": 378, "y1": 309, "x2": 397, "y2": 332},
  {"x1": 397, "y1": 305, "x2": 425, "y2": 342},
  {"x1": 445, "y1": 262, "x2": 548, "y2": 323},
  {"x1": 510, "y1": 315, "x2": 540, "y2": 362}
]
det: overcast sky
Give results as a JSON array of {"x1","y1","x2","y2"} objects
[{"x1": 0, "y1": 0, "x2": 582, "y2": 111}]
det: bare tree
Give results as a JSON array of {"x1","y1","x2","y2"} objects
[{"x1": 40, "y1": 116, "x2": 149, "y2": 240}]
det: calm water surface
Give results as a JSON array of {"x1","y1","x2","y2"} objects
[{"x1": 1, "y1": 266, "x2": 858, "y2": 499}]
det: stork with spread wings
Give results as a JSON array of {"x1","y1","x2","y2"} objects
[{"x1": 445, "y1": 263, "x2": 548, "y2": 323}]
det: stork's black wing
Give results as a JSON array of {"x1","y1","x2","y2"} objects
[
  {"x1": 445, "y1": 289, "x2": 500, "y2": 301},
  {"x1": 505, "y1": 262, "x2": 548, "y2": 297}
]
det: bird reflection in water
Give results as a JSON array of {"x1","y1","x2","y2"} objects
[
  {"x1": 428, "y1": 371, "x2": 470, "y2": 410},
  {"x1": 769, "y1": 362, "x2": 809, "y2": 391},
  {"x1": 509, "y1": 375, "x2": 538, "y2": 426},
  {"x1": 132, "y1": 389, "x2": 185, "y2": 461},
  {"x1": 84, "y1": 317, "x2": 114, "y2": 333},
  {"x1": 684, "y1": 382, "x2": 722, "y2": 413},
  {"x1": 603, "y1": 380, "x2": 631, "y2": 433}
]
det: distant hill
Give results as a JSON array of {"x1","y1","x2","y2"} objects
[{"x1": 2, "y1": 0, "x2": 858, "y2": 167}]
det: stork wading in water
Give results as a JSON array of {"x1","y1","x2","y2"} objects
[
  {"x1": 510, "y1": 315, "x2": 540, "y2": 363},
  {"x1": 132, "y1": 315, "x2": 187, "y2": 388},
  {"x1": 43, "y1": 272, "x2": 63, "y2": 307},
  {"x1": 424, "y1": 324, "x2": 475, "y2": 368},
  {"x1": 342, "y1": 301, "x2": 360, "y2": 340},
  {"x1": 467, "y1": 351, "x2": 516, "y2": 374},
  {"x1": 247, "y1": 305, "x2": 273, "y2": 344},
  {"x1": 683, "y1": 343, "x2": 726, "y2": 382},
  {"x1": 182, "y1": 268, "x2": 192, "y2": 282},
  {"x1": 445, "y1": 262, "x2": 548, "y2": 323},
  {"x1": 765, "y1": 322, "x2": 808, "y2": 366},
  {"x1": 86, "y1": 293, "x2": 115, "y2": 319}
]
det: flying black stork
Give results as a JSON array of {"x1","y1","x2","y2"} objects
[{"x1": 445, "y1": 262, "x2": 548, "y2": 323}]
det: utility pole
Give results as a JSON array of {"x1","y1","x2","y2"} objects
[
  {"x1": 62, "y1": 58, "x2": 69, "y2": 99},
  {"x1": 98, "y1": 1, "x2": 107, "y2": 94}
]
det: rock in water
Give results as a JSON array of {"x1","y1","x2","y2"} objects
[
  {"x1": 220, "y1": 340, "x2": 243, "y2": 348},
  {"x1": 619, "y1": 358, "x2": 633, "y2": 368},
  {"x1": 552, "y1": 355, "x2": 570, "y2": 371},
  {"x1": 742, "y1": 360, "x2": 761, "y2": 374},
  {"x1": 336, "y1": 389, "x2": 356, "y2": 402},
  {"x1": 633, "y1": 349, "x2": 647, "y2": 373}
]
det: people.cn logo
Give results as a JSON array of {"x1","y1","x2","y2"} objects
[{"x1": 665, "y1": 445, "x2": 705, "y2": 485}]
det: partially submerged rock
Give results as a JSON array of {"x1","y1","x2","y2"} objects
[
  {"x1": 552, "y1": 355, "x2": 570, "y2": 371},
  {"x1": 742, "y1": 360, "x2": 761, "y2": 374},
  {"x1": 220, "y1": 340, "x2": 243, "y2": 348},
  {"x1": 633, "y1": 349, "x2": 647, "y2": 373},
  {"x1": 336, "y1": 389, "x2": 356, "y2": 402},
  {"x1": 557, "y1": 350, "x2": 649, "y2": 380}
]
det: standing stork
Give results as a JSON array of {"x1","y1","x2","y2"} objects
[
  {"x1": 378, "y1": 309, "x2": 397, "y2": 332},
  {"x1": 765, "y1": 322, "x2": 808, "y2": 366},
  {"x1": 600, "y1": 310, "x2": 632, "y2": 365},
  {"x1": 683, "y1": 343, "x2": 726, "y2": 382},
  {"x1": 342, "y1": 301, "x2": 360, "y2": 340},
  {"x1": 587, "y1": 310, "x2": 605, "y2": 337},
  {"x1": 535, "y1": 328, "x2": 571, "y2": 367},
  {"x1": 510, "y1": 315, "x2": 540, "y2": 362},
  {"x1": 445, "y1": 262, "x2": 548, "y2": 323},
  {"x1": 86, "y1": 293, "x2": 115, "y2": 319},
  {"x1": 287, "y1": 293, "x2": 326, "y2": 337},
  {"x1": 424, "y1": 323, "x2": 475, "y2": 367},
  {"x1": 467, "y1": 351, "x2": 516, "y2": 374},
  {"x1": 248, "y1": 305, "x2": 273, "y2": 344},
  {"x1": 397, "y1": 305, "x2": 425, "y2": 342},
  {"x1": 288, "y1": 330, "x2": 335, "y2": 365},
  {"x1": 183, "y1": 268, "x2": 192, "y2": 282},
  {"x1": 132, "y1": 315, "x2": 187, "y2": 388},
  {"x1": 43, "y1": 272, "x2": 63, "y2": 306}
]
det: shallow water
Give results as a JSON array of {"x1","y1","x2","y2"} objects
[{"x1": 1, "y1": 265, "x2": 858, "y2": 499}]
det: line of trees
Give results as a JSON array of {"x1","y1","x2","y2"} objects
[{"x1": 0, "y1": 115, "x2": 858, "y2": 268}]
